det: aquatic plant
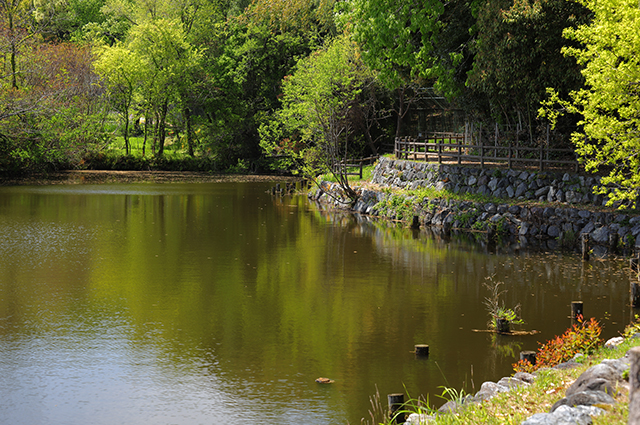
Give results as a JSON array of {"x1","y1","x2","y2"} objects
[{"x1": 483, "y1": 276, "x2": 523, "y2": 333}]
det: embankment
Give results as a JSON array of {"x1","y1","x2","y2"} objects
[{"x1": 309, "y1": 157, "x2": 640, "y2": 255}]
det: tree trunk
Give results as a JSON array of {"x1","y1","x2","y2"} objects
[
  {"x1": 122, "y1": 109, "x2": 130, "y2": 155},
  {"x1": 142, "y1": 112, "x2": 149, "y2": 157},
  {"x1": 8, "y1": 7, "x2": 18, "y2": 89},
  {"x1": 156, "y1": 99, "x2": 168, "y2": 157},
  {"x1": 185, "y1": 106, "x2": 194, "y2": 157},
  {"x1": 395, "y1": 87, "x2": 405, "y2": 138}
]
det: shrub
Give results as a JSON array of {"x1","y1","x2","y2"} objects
[{"x1": 513, "y1": 316, "x2": 602, "y2": 373}]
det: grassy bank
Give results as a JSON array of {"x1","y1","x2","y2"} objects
[{"x1": 367, "y1": 331, "x2": 638, "y2": 425}]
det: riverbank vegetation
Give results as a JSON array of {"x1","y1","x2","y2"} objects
[
  {"x1": 1, "y1": 0, "x2": 639, "y2": 201},
  {"x1": 365, "y1": 317, "x2": 635, "y2": 425}
]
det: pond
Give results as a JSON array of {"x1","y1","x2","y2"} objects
[{"x1": 0, "y1": 181, "x2": 633, "y2": 425}]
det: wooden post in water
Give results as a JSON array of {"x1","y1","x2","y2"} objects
[
  {"x1": 520, "y1": 351, "x2": 537, "y2": 366},
  {"x1": 628, "y1": 346, "x2": 640, "y2": 424},
  {"x1": 632, "y1": 252, "x2": 640, "y2": 277},
  {"x1": 632, "y1": 254, "x2": 640, "y2": 275},
  {"x1": 571, "y1": 301, "x2": 584, "y2": 320},
  {"x1": 388, "y1": 393, "x2": 405, "y2": 424},
  {"x1": 609, "y1": 233, "x2": 619, "y2": 254},
  {"x1": 631, "y1": 281, "x2": 640, "y2": 308},
  {"x1": 581, "y1": 234, "x2": 590, "y2": 261},
  {"x1": 415, "y1": 344, "x2": 429, "y2": 358},
  {"x1": 411, "y1": 216, "x2": 420, "y2": 229}
]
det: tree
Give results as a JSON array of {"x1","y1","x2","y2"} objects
[
  {"x1": 468, "y1": 0, "x2": 590, "y2": 130},
  {"x1": 0, "y1": 0, "x2": 37, "y2": 89},
  {"x1": 93, "y1": 44, "x2": 141, "y2": 155},
  {"x1": 33, "y1": 0, "x2": 108, "y2": 41},
  {"x1": 338, "y1": 0, "x2": 473, "y2": 136},
  {"x1": 260, "y1": 35, "x2": 380, "y2": 201},
  {"x1": 543, "y1": 0, "x2": 640, "y2": 206}
]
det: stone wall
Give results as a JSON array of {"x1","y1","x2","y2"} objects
[
  {"x1": 371, "y1": 157, "x2": 606, "y2": 206},
  {"x1": 308, "y1": 158, "x2": 640, "y2": 254}
]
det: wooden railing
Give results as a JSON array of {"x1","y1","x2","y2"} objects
[
  {"x1": 336, "y1": 156, "x2": 380, "y2": 179},
  {"x1": 394, "y1": 132, "x2": 578, "y2": 172}
]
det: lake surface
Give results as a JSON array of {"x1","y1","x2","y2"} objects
[{"x1": 0, "y1": 182, "x2": 633, "y2": 425}]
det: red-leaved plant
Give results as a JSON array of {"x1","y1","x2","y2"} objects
[{"x1": 513, "y1": 315, "x2": 602, "y2": 374}]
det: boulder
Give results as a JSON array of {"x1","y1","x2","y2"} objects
[
  {"x1": 473, "y1": 381, "x2": 509, "y2": 401},
  {"x1": 590, "y1": 226, "x2": 611, "y2": 245},
  {"x1": 521, "y1": 405, "x2": 605, "y2": 425},
  {"x1": 550, "y1": 390, "x2": 615, "y2": 413},
  {"x1": 565, "y1": 363, "x2": 622, "y2": 397}
]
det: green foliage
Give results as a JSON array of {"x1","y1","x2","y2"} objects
[
  {"x1": 260, "y1": 34, "x2": 381, "y2": 199},
  {"x1": 483, "y1": 276, "x2": 523, "y2": 331},
  {"x1": 339, "y1": 0, "x2": 471, "y2": 99},
  {"x1": 622, "y1": 315, "x2": 640, "y2": 339},
  {"x1": 513, "y1": 316, "x2": 603, "y2": 373},
  {"x1": 541, "y1": 0, "x2": 640, "y2": 206},
  {"x1": 469, "y1": 0, "x2": 589, "y2": 126}
]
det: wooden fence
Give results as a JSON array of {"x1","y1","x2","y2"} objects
[
  {"x1": 394, "y1": 129, "x2": 579, "y2": 172},
  {"x1": 336, "y1": 156, "x2": 380, "y2": 179}
]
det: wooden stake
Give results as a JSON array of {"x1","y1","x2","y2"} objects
[
  {"x1": 520, "y1": 351, "x2": 537, "y2": 366},
  {"x1": 632, "y1": 282, "x2": 640, "y2": 308},
  {"x1": 571, "y1": 301, "x2": 584, "y2": 320},
  {"x1": 581, "y1": 234, "x2": 590, "y2": 261},
  {"x1": 388, "y1": 393, "x2": 405, "y2": 424},
  {"x1": 415, "y1": 344, "x2": 429, "y2": 358}
]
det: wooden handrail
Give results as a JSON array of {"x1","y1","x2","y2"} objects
[{"x1": 394, "y1": 135, "x2": 578, "y2": 172}]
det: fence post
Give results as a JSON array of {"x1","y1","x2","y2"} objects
[
  {"x1": 458, "y1": 134, "x2": 462, "y2": 165},
  {"x1": 546, "y1": 124, "x2": 550, "y2": 165},
  {"x1": 508, "y1": 142, "x2": 512, "y2": 169},
  {"x1": 480, "y1": 133, "x2": 484, "y2": 169},
  {"x1": 539, "y1": 143, "x2": 544, "y2": 171},
  {"x1": 494, "y1": 123, "x2": 498, "y2": 159}
]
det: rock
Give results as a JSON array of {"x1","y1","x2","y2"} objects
[
  {"x1": 547, "y1": 225, "x2": 561, "y2": 238},
  {"x1": 513, "y1": 372, "x2": 536, "y2": 384},
  {"x1": 565, "y1": 363, "x2": 621, "y2": 397},
  {"x1": 550, "y1": 390, "x2": 615, "y2": 412},
  {"x1": 515, "y1": 182, "x2": 528, "y2": 198},
  {"x1": 590, "y1": 226, "x2": 610, "y2": 244},
  {"x1": 535, "y1": 186, "x2": 550, "y2": 197},
  {"x1": 605, "y1": 337, "x2": 625, "y2": 349},
  {"x1": 473, "y1": 381, "x2": 509, "y2": 401},
  {"x1": 521, "y1": 405, "x2": 605, "y2": 425},
  {"x1": 497, "y1": 377, "x2": 529, "y2": 389},
  {"x1": 405, "y1": 413, "x2": 435, "y2": 424},
  {"x1": 437, "y1": 394, "x2": 475, "y2": 414},
  {"x1": 580, "y1": 222, "x2": 596, "y2": 235},
  {"x1": 566, "y1": 190, "x2": 580, "y2": 204},
  {"x1": 553, "y1": 359, "x2": 581, "y2": 370}
]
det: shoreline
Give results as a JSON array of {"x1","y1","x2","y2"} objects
[{"x1": 310, "y1": 159, "x2": 640, "y2": 257}]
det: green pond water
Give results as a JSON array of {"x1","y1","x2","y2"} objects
[{"x1": 0, "y1": 182, "x2": 633, "y2": 425}]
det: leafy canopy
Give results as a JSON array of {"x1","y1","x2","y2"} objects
[
  {"x1": 543, "y1": 0, "x2": 640, "y2": 205},
  {"x1": 260, "y1": 34, "x2": 377, "y2": 198}
]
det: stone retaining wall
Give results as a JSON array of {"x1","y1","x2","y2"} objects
[
  {"x1": 308, "y1": 158, "x2": 640, "y2": 254},
  {"x1": 371, "y1": 157, "x2": 606, "y2": 206}
]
